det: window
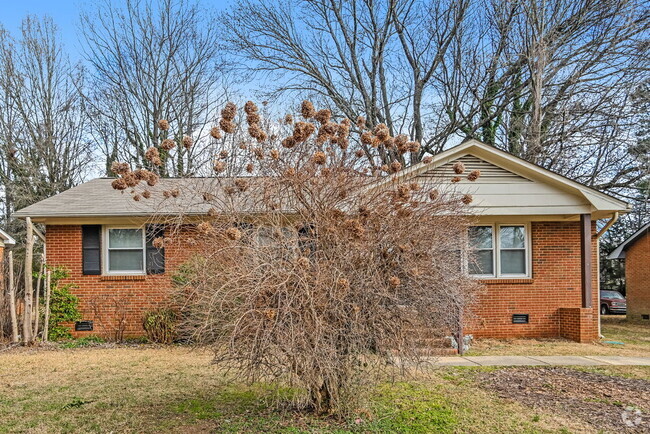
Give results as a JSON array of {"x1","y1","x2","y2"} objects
[
  {"x1": 468, "y1": 224, "x2": 529, "y2": 278},
  {"x1": 104, "y1": 227, "x2": 145, "y2": 274}
]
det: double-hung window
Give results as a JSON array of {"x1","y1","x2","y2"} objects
[
  {"x1": 468, "y1": 224, "x2": 529, "y2": 278},
  {"x1": 104, "y1": 227, "x2": 146, "y2": 275}
]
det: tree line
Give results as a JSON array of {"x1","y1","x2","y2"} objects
[{"x1": 0, "y1": 0, "x2": 648, "y2": 257}]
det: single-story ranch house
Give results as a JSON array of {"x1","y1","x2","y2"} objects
[
  {"x1": 14, "y1": 140, "x2": 630, "y2": 342},
  {"x1": 608, "y1": 222, "x2": 650, "y2": 322}
]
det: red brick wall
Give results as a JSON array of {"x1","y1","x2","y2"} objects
[
  {"x1": 558, "y1": 308, "x2": 597, "y2": 343},
  {"x1": 46, "y1": 225, "x2": 195, "y2": 339},
  {"x1": 466, "y1": 221, "x2": 599, "y2": 341},
  {"x1": 625, "y1": 231, "x2": 650, "y2": 321},
  {"x1": 47, "y1": 221, "x2": 599, "y2": 341}
]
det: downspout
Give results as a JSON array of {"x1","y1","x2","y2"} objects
[{"x1": 595, "y1": 212, "x2": 619, "y2": 338}]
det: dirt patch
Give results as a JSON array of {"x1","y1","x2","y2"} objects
[{"x1": 479, "y1": 367, "x2": 650, "y2": 433}]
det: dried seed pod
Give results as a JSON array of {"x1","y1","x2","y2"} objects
[
  {"x1": 219, "y1": 150, "x2": 229, "y2": 159},
  {"x1": 406, "y1": 141, "x2": 420, "y2": 153},
  {"x1": 282, "y1": 137, "x2": 297, "y2": 149},
  {"x1": 170, "y1": 189, "x2": 180, "y2": 198},
  {"x1": 157, "y1": 119, "x2": 169, "y2": 130},
  {"x1": 225, "y1": 227, "x2": 242, "y2": 241},
  {"x1": 213, "y1": 161, "x2": 226, "y2": 173},
  {"x1": 428, "y1": 189, "x2": 439, "y2": 201},
  {"x1": 354, "y1": 149, "x2": 365, "y2": 158},
  {"x1": 133, "y1": 194, "x2": 141, "y2": 202},
  {"x1": 451, "y1": 176, "x2": 461, "y2": 183},
  {"x1": 152, "y1": 237, "x2": 164, "y2": 249},
  {"x1": 453, "y1": 161, "x2": 466, "y2": 174},
  {"x1": 244, "y1": 100, "x2": 258, "y2": 115},
  {"x1": 145, "y1": 147, "x2": 160, "y2": 163},
  {"x1": 111, "y1": 178, "x2": 128, "y2": 190},
  {"x1": 356, "y1": 115, "x2": 366, "y2": 129},
  {"x1": 210, "y1": 126, "x2": 222, "y2": 139},
  {"x1": 234, "y1": 179, "x2": 249, "y2": 192},
  {"x1": 396, "y1": 185, "x2": 411, "y2": 201},
  {"x1": 422, "y1": 156, "x2": 433, "y2": 164},
  {"x1": 461, "y1": 194, "x2": 473, "y2": 204},
  {"x1": 246, "y1": 163, "x2": 254, "y2": 173},
  {"x1": 373, "y1": 123, "x2": 390, "y2": 141},
  {"x1": 284, "y1": 114, "x2": 293, "y2": 124},
  {"x1": 182, "y1": 135, "x2": 193, "y2": 149},
  {"x1": 160, "y1": 139, "x2": 176, "y2": 151},
  {"x1": 360, "y1": 131, "x2": 374, "y2": 145},
  {"x1": 219, "y1": 118, "x2": 236, "y2": 134},
  {"x1": 467, "y1": 169, "x2": 481, "y2": 181},
  {"x1": 221, "y1": 102, "x2": 237, "y2": 121},
  {"x1": 247, "y1": 112, "x2": 261, "y2": 125},
  {"x1": 110, "y1": 161, "x2": 131, "y2": 175},
  {"x1": 142, "y1": 190, "x2": 151, "y2": 199},
  {"x1": 314, "y1": 109, "x2": 331, "y2": 125},
  {"x1": 312, "y1": 151, "x2": 327, "y2": 165},
  {"x1": 270, "y1": 149, "x2": 280, "y2": 160},
  {"x1": 301, "y1": 100, "x2": 316, "y2": 119},
  {"x1": 409, "y1": 183, "x2": 421, "y2": 191},
  {"x1": 284, "y1": 167, "x2": 296, "y2": 177},
  {"x1": 390, "y1": 161, "x2": 402, "y2": 173}
]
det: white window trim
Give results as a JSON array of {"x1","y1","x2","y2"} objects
[
  {"x1": 468, "y1": 223, "x2": 532, "y2": 279},
  {"x1": 102, "y1": 225, "x2": 146, "y2": 276}
]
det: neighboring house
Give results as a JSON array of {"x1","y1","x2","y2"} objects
[
  {"x1": 607, "y1": 222, "x2": 650, "y2": 322},
  {"x1": 0, "y1": 229, "x2": 16, "y2": 284},
  {"x1": 14, "y1": 140, "x2": 630, "y2": 342}
]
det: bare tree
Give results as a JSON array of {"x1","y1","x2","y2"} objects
[
  {"x1": 0, "y1": 16, "x2": 94, "y2": 229},
  {"x1": 109, "y1": 100, "x2": 481, "y2": 414},
  {"x1": 80, "y1": 0, "x2": 227, "y2": 176}
]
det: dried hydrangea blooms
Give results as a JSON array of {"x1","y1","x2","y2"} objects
[
  {"x1": 221, "y1": 102, "x2": 237, "y2": 121},
  {"x1": 247, "y1": 112, "x2": 261, "y2": 125},
  {"x1": 111, "y1": 161, "x2": 131, "y2": 175},
  {"x1": 284, "y1": 114, "x2": 293, "y2": 124},
  {"x1": 396, "y1": 185, "x2": 411, "y2": 201},
  {"x1": 461, "y1": 194, "x2": 473, "y2": 204},
  {"x1": 301, "y1": 100, "x2": 316, "y2": 119},
  {"x1": 246, "y1": 163, "x2": 254, "y2": 173},
  {"x1": 142, "y1": 190, "x2": 151, "y2": 199},
  {"x1": 145, "y1": 146, "x2": 160, "y2": 162},
  {"x1": 388, "y1": 276, "x2": 401, "y2": 287},
  {"x1": 111, "y1": 178, "x2": 128, "y2": 190},
  {"x1": 160, "y1": 139, "x2": 176, "y2": 151},
  {"x1": 390, "y1": 161, "x2": 402, "y2": 173},
  {"x1": 360, "y1": 131, "x2": 374, "y2": 145},
  {"x1": 234, "y1": 179, "x2": 250, "y2": 192},
  {"x1": 270, "y1": 149, "x2": 280, "y2": 160},
  {"x1": 453, "y1": 161, "x2": 466, "y2": 174},
  {"x1": 133, "y1": 194, "x2": 141, "y2": 201},
  {"x1": 182, "y1": 135, "x2": 193, "y2": 149},
  {"x1": 158, "y1": 119, "x2": 170, "y2": 130},
  {"x1": 451, "y1": 176, "x2": 461, "y2": 183},
  {"x1": 282, "y1": 137, "x2": 297, "y2": 149},
  {"x1": 197, "y1": 221, "x2": 214, "y2": 235},
  {"x1": 467, "y1": 169, "x2": 481, "y2": 181},
  {"x1": 210, "y1": 126, "x2": 222, "y2": 139},
  {"x1": 354, "y1": 149, "x2": 365, "y2": 158},
  {"x1": 373, "y1": 124, "x2": 390, "y2": 141},
  {"x1": 409, "y1": 183, "x2": 421, "y2": 191},
  {"x1": 292, "y1": 122, "x2": 316, "y2": 143},
  {"x1": 219, "y1": 150, "x2": 229, "y2": 159},
  {"x1": 252, "y1": 147, "x2": 264, "y2": 160},
  {"x1": 314, "y1": 109, "x2": 331, "y2": 125},
  {"x1": 170, "y1": 189, "x2": 180, "y2": 198},
  {"x1": 244, "y1": 100, "x2": 258, "y2": 115},
  {"x1": 356, "y1": 115, "x2": 366, "y2": 129},
  {"x1": 422, "y1": 156, "x2": 433, "y2": 164},
  {"x1": 213, "y1": 161, "x2": 226, "y2": 173},
  {"x1": 312, "y1": 151, "x2": 327, "y2": 165},
  {"x1": 152, "y1": 237, "x2": 164, "y2": 249},
  {"x1": 220, "y1": 118, "x2": 236, "y2": 134},
  {"x1": 428, "y1": 189, "x2": 439, "y2": 201},
  {"x1": 225, "y1": 227, "x2": 242, "y2": 241},
  {"x1": 407, "y1": 141, "x2": 420, "y2": 153}
]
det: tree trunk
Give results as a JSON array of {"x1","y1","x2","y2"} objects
[
  {"x1": 23, "y1": 217, "x2": 34, "y2": 345},
  {"x1": 43, "y1": 270, "x2": 51, "y2": 342},
  {"x1": 33, "y1": 258, "x2": 44, "y2": 338},
  {"x1": 8, "y1": 251, "x2": 19, "y2": 343}
]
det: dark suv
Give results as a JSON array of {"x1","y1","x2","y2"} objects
[{"x1": 600, "y1": 290, "x2": 627, "y2": 315}]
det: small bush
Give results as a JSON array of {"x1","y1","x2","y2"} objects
[
  {"x1": 47, "y1": 267, "x2": 82, "y2": 341},
  {"x1": 61, "y1": 336, "x2": 105, "y2": 348},
  {"x1": 143, "y1": 308, "x2": 177, "y2": 344}
]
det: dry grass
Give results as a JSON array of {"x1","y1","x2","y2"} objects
[
  {"x1": 467, "y1": 316, "x2": 650, "y2": 357},
  {"x1": 0, "y1": 345, "x2": 598, "y2": 433}
]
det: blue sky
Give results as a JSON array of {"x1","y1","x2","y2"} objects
[{"x1": 0, "y1": 0, "x2": 230, "y2": 61}]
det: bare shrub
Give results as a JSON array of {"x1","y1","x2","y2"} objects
[
  {"x1": 110, "y1": 102, "x2": 480, "y2": 414},
  {"x1": 88, "y1": 294, "x2": 134, "y2": 342}
]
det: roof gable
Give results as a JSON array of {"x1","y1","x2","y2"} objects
[
  {"x1": 607, "y1": 222, "x2": 650, "y2": 259},
  {"x1": 376, "y1": 139, "x2": 629, "y2": 218}
]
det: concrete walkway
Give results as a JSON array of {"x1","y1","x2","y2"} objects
[{"x1": 432, "y1": 355, "x2": 650, "y2": 366}]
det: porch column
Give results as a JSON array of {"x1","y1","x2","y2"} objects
[{"x1": 580, "y1": 214, "x2": 592, "y2": 308}]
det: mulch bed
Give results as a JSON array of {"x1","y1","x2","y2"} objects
[{"x1": 479, "y1": 367, "x2": 650, "y2": 433}]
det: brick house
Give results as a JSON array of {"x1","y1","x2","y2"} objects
[
  {"x1": 607, "y1": 222, "x2": 650, "y2": 322},
  {"x1": 14, "y1": 140, "x2": 630, "y2": 342}
]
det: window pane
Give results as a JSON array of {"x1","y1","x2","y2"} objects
[
  {"x1": 109, "y1": 250, "x2": 144, "y2": 271},
  {"x1": 469, "y1": 250, "x2": 494, "y2": 275},
  {"x1": 109, "y1": 229, "x2": 143, "y2": 248},
  {"x1": 501, "y1": 250, "x2": 526, "y2": 274},
  {"x1": 469, "y1": 226, "x2": 493, "y2": 249},
  {"x1": 500, "y1": 226, "x2": 525, "y2": 249}
]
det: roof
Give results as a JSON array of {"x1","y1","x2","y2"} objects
[
  {"x1": 607, "y1": 222, "x2": 650, "y2": 259},
  {"x1": 0, "y1": 229, "x2": 16, "y2": 247},
  {"x1": 13, "y1": 177, "x2": 282, "y2": 220},
  {"x1": 14, "y1": 139, "x2": 631, "y2": 222},
  {"x1": 369, "y1": 139, "x2": 630, "y2": 218}
]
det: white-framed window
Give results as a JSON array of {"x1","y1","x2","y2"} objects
[
  {"x1": 467, "y1": 223, "x2": 530, "y2": 278},
  {"x1": 103, "y1": 226, "x2": 146, "y2": 275}
]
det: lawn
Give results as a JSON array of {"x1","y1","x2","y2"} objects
[
  {"x1": 467, "y1": 316, "x2": 650, "y2": 357},
  {"x1": 1, "y1": 344, "x2": 649, "y2": 433}
]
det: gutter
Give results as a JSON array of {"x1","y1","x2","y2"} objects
[{"x1": 594, "y1": 212, "x2": 619, "y2": 339}]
